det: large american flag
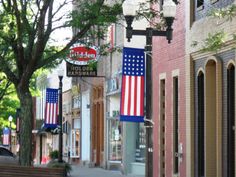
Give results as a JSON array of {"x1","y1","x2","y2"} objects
[
  {"x1": 120, "y1": 47, "x2": 145, "y2": 122},
  {"x1": 2, "y1": 128, "x2": 10, "y2": 145},
  {"x1": 44, "y1": 88, "x2": 58, "y2": 128}
]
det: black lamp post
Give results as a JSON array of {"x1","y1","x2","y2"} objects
[
  {"x1": 8, "y1": 115, "x2": 13, "y2": 151},
  {"x1": 122, "y1": 1, "x2": 176, "y2": 177},
  {"x1": 58, "y1": 68, "x2": 64, "y2": 163}
]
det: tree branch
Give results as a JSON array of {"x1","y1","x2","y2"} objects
[{"x1": 12, "y1": 0, "x2": 26, "y2": 74}]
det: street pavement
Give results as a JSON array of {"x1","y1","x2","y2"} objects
[{"x1": 69, "y1": 165, "x2": 145, "y2": 177}]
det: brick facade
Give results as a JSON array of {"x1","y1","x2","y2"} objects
[{"x1": 152, "y1": 0, "x2": 186, "y2": 177}]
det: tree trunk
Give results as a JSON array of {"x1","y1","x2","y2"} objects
[{"x1": 17, "y1": 86, "x2": 33, "y2": 166}]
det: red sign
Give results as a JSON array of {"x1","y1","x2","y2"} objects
[{"x1": 66, "y1": 45, "x2": 98, "y2": 65}]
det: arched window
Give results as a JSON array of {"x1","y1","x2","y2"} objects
[
  {"x1": 197, "y1": 71, "x2": 205, "y2": 177},
  {"x1": 227, "y1": 64, "x2": 235, "y2": 177}
]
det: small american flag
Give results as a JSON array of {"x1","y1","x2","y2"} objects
[
  {"x1": 44, "y1": 88, "x2": 58, "y2": 128},
  {"x1": 120, "y1": 47, "x2": 145, "y2": 122},
  {"x1": 2, "y1": 128, "x2": 10, "y2": 145}
]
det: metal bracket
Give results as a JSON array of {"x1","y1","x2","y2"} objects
[
  {"x1": 144, "y1": 118, "x2": 155, "y2": 125},
  {"x1": 144, "y1": 118, "x2": 155, "y2": 128},
  {"x1": 144, "y1": 50, "x2": 152, "y2": 58}
]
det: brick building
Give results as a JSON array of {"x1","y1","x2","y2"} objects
[{"x1": 152, "y1": 0, "x2": 186, "y2": 177}]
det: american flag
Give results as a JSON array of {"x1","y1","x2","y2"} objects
[
  {"x1": 2, "y1": 128, "x2": 10, "y2": 145},
  {"x1": 44, "y1": 88, "x2": 58, "y2": 128},
  {"x1": 120, "y1": 47, "x2": 145, "y2": 122}
]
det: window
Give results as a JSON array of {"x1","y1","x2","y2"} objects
[
  {"x1": 71, "y1": 130, "x2": 80, "y2": 158},
  {"x1": 197, "y1": 72, "x2": 205, "y2": 177},
  {"x1": 72, "y1": 96, "x2": 80, "y2": 109},
  {"x1": 63, "y1": 121, "x2": 69, "y2": 134},
  {"x1": 108, "y1": 119, "x2": 122, "y2": 161},
  {"x1": 197, "y1": 0, "x2": 204, "y2": 9},
  {"x1": 73, "y1": 118, "x2": 80, "y2": 129},
  {"x1": 160, "y1": 79, "x2": 166, "y2": 177},
  {"x1": 135, "y1": 123, "x2": 145, "y2": 163},
  {"x1": 227, "y1": 65, "x2": 235, "y2": 177},
  {"x1": 173, "y1": 77, "x2": 179, "y2": 174}
]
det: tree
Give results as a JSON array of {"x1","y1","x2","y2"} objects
[{"x1": 0, "y1": 0, "x2": 122, "y2": 166}]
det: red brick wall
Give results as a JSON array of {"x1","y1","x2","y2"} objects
[{"x1": 152, "y1": 0, "x2": 186, "y2": 177}]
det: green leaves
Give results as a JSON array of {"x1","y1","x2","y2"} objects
[
  {"x1": 203, "y1": 31, "x2": 226, "y2": 52},
  {"x1": 209, "y1": 5, "x2": 236, "y2": 21}
]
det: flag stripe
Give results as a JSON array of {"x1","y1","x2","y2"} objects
[
  {"x1": 130, "y1": 76, "x2": 135, "y2": 115},
  {"x1": 134, "y1": 76, "x2": 137, "y2": 116},
  {"x1": 137, "y1": 76, "x2": 141, "y2": 115},
  {"x1": 127, "y1": 76, "x2": 132, "y2": 115},
  {"x1": 121, "y1": 76, "x2": 126, "y2": 115},
  {"x1": 124, "y1": 76, "x2": 129, "y2": 115},
  {"x1": 140, "y1": 76, "x2": 144, "y2": 115}
]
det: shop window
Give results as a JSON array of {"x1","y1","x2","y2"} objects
[
  {"x1": 135, "y1": 123, "x2": 145, "y2": 163},
  {"x1": 173, "y1": 77, "x2": 179, "y2": 174},
  {"x1": 108, "y1": 119, "x2": 122, "y2": 161},
  {"x1": 71, "y1": 130, "x2": 80, "y2": 158}
]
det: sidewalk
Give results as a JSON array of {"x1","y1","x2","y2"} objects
[{"x1": 69, "y1": 165, "x2": 145, "y2": 177}]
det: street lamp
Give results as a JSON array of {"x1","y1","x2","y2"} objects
[
  {"x1": 58, "y1": 68, "x2": 64, "y2": 163},
  {"x1": 8, "y1": 115, "x2": 13, "y2": 151},
  {"x1": 122, "y1": 1, "x2": 176, "y2": 177}
]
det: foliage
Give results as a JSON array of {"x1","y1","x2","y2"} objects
[
  {"x1": 202, "y1": 31, "x2": 226, "y2": 52},
  {"x1": 49, "y1": 150, "x2": 59, "y2": 160},
  {"x1": 199, "y1": 4, "x2": 236, "y2": 52},
  {"x1": 209, "y1": 4, "x2": 236, "y2": 21},
  {"x1": 134, "y1": 0, "x2": 179, "y2": 30},
  {"x1": 47, "y1": 160, "x2": 72, "y2": 177},
  {"x1": 0, "y1": 73, "x2": 19, "y2": 133},
  {"x1": 194, "y1": 4, "x2": 236, "y2": 52}
]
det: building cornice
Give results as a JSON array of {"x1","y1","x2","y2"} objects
[{"x1": 190, "y1": 39, "x2": 236, "y2": 60}]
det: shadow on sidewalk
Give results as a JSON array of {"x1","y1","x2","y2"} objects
[{"x1": 69, "y1": 165, "x2": 145, "y2": 177}]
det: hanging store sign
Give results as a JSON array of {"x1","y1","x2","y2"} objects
[
  {"x1": 66, "y1": 62, "x2": 97, "y2": 77},
  {"x1": 66, "y1": 45, "x2": 98, "y2": 65},
  {"x1": 66, "y1": 45, "x2": 98, "y2": 77}
]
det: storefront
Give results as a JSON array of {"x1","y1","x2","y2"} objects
[{"x1": 122, "y1": 122, "x2": 145, "y2": 175}]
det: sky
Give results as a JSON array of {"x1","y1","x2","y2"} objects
[{"x1": 51, "y1": 0, "x2": 72, "y2": 47}]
